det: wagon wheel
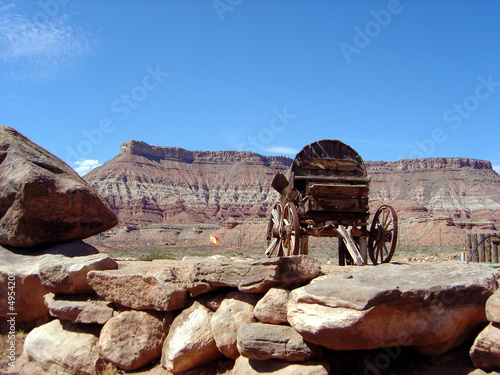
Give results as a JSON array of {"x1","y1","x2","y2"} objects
[
  {"x1": 265, "y1": 203, "x2": 284, "y2": 257},
  {"x1": 282, "y1": 202, "x2": 301, "y2": 256},
  {"x1": 265, "y1": 202, "x2": 301, "y2": 257},
  {"x1": 368, "y1": 205, "x2": 398, "y2": 265}
]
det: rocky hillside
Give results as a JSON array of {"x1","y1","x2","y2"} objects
[
  {"x1": 368, "y1": 158, "x2": 500, "y2": 221},
  {"x1": 85, "y1": 140, "x2": 290, "y2": 225},
  {"x1": 85, "y1": 141, "x2": 500, "y2": 223},
  {"x1": 84, "y1": 140, "x2": 500, "y2": 247}
]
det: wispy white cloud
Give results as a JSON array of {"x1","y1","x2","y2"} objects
[
  {"x1": 74, "y1": 159, "x2": 101, "y2": 176},
  {"x1": 263, "y1": 146, "x2": 299, "y2": 155},
  {"x1": 493, "y1": 165, "x2": 500, "y2": 174},
  {"x1": 0, "y1": 2, "x2": 93, "y2": 82}
]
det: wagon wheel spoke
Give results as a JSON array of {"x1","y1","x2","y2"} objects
[
  {"x1": 282, "y1": 202, "x2": 301, "y2": 256},
  {"x1": 265, "y1": 237, "x2": 279, "y2": 257},
  {"x1": 368, "y1": 205, "x2": 398, "y2": 265},
  {"x1": 265, "y1": 204, "x2": 284, "y2": 258}
]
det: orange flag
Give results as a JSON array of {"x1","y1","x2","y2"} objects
[{"x1": 210, "y1": 234, "x2": 220, "y2": 246}]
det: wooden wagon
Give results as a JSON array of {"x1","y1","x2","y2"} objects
[{"x1": 265, "y1": 139, "x2": 398, "y2": 265}]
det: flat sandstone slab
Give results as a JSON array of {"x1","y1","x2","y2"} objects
[
  {"x1": 87, "y1": 260, "x2": 190, "y2": 311},
  {"x1": 190, "y1": 255, "x2": 321, "y2": 294},
  {"x1": 288, "y1": 263, "x2": 500, "y2": 356}
]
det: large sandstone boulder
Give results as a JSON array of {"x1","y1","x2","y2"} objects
[
  {"x1": 161, "y1": 301, "x2": 221, "y2": 373},
  {"x1": 210, "y1": 291, "x2": 260, "y2": 359},
  {"x1": 87, "y1": 262, "x2": 189, "y2": 311},
  {"x1": 232, "y1": 356, "x2": 331, "y2": 375},
  {"x1": 99, "y1": 310, "x2": 167, "y2": 371},
  {"x1": 0, "y1": 242, "x2": 114, "y2": 325},
  {"x1": 0, "y1": 247, "x2": 49, "y2": 324},
  {"x1": 190, "y1": 256, "x2": 320, "y2": 294},
  {"x1": 23, "y1": 319, "x2": 101, "y2": 375},
  {"x1": 287, "y1": 263, "x2": 500, "y2": 356},
  {"x1": 237, "y1": 323, "x2": 323, "y2": 362},
  {"x1": 0, "y1": 125, "x2": 117, "y2": 247},
  {"x1": 39, "y1": 253, "x2": 118, "y2": 294}
]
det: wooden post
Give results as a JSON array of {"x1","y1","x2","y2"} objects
[
  {"x1": 301, "y1": 235, "x2": 309, "y2": 255},
  {"x1": 338, "y1": 237, "x2": 346, "y2": 266},
  {"x1": 478, "y1": 233, "x2": 485, "y2": 263},
  {"x1": 359, "y1": 236, "x2": 368, "y2": 264},
  {"x1": 493, "y1": 239, "x2": 499, "y2": 264},
  {"x1": 337, "y1": 225, "x2": 364, "y2": 266},
  {"x1": 471, "y1": 234, "x2": 479, "y2": 263},
  {"x1": 485, "y1": 236, "x2": 492, "y2": 263},
  {"x1": 465, "y1": 234, "x2": 472, "y2": 262}
]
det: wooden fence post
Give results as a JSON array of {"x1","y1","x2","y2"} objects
[
  {"x1": 478, "y1": 234, "x2": 485, "y2": 262},
  {"x1": 485, "y1": 236, "x2": 492, "y2": 263},
  {"x1": 471, "y1": 234, "x2": 479, "y2": 263},
  {"x1": 466, "y1": 234, "x2": 472, "y2": 262},
  {"x1": 493, "y1": 239, "x2": 499, "y2": 264}
]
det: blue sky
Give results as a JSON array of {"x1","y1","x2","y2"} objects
[{"x1": 1, "y1": 0, "x2": 499, "y2": 175}]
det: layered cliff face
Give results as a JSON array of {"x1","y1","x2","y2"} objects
[
  {"x1": 367, "y1": 158, "x2": 500, "y2": 220},
  {"x1": 84, "y1": 141, "x2": 500, "y2": 247},
  {"x1": 85, "y1": 141, "x2": 290, "y2": 225}
]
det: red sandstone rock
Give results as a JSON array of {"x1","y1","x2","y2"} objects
[
  {"x1": 210, "y1": 291, "x2": 260, "y2": 359},
  {"x1": 161, "y1": 301, "x2": 221, "y2": 373},
  {"x1": 0, "y1": 125, "x2": 117, "y2": 247},
  {"x1": 288, "y1": 263, "x2": 500, "y2": 356},
  {"x1": 99, "y1": 310, "x2": 166, "y2": 371}
]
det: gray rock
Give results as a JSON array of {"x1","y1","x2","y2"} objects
[
  {"x1": 190, "y1": 255, "x2": 320, "y2": 294},
  {"x1": 237, "y1": 323, "x2": 323, "y2": 362},
  {"x1": 288, "y1": 263, "x2": 500, "y2": 356},
  {"x1": 0, "y1": 125, "x2": 117, "y2": 248}
]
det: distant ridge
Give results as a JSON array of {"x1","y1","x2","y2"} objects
[{"x1": 85, "y1": 140, "x2": 500, "y2": 228}]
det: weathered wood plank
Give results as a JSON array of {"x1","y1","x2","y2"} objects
[
  {"x1": 308, "y1": 183, "x2": 369, "y2": 198},
  {"x1": 306, "y1": 197, "x2": 369, "y2": 212},
  {"x1": 337, "y1": 225, "x2": 364, "y2": 266},
  {"x1": 299, "y1": 158, "x2": 360, "y2": 171},
  {"x1": 271, "y1": 171, "x2": 288, "y2": 194},
  {"x1": 294, "y1": 175, "x2": 370, "y2": 184}
]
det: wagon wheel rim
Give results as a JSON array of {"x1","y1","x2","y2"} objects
[
  {"x1": 368, "y1": 205, "x2": 398, "y2": 265},
  {"x1": 265, "y1": 203, "x2": 284, "y2": 257},
  {"x1": 282, "y1": 202, "x2": 301, "y2": 256}
]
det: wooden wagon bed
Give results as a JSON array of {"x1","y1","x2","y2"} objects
[{"x1": 266, "y1": 140, "x2": 398, "y2": 266}]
